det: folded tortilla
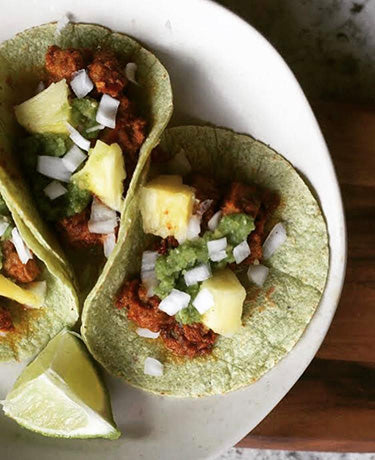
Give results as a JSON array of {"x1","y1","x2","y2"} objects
[
  {"x1": 0, "y1": 21, "x2": 173, "y2": 297},
  {"x1": 0, "y1": 195, "x2": 78, "y2": 362},
  {"x1": 81, "y1": 126, "x2": 329, "y2": 397}
]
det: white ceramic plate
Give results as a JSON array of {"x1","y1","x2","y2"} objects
[{"x1": 0, "y1": 1, "x2": 346, "y2": 459}]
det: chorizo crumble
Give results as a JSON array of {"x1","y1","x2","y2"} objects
[
  {"x1": 2, "y1": 240, "x2": 40, "y2": 283},
  {"x1": 45, "y1": 45, "x2": 84, "y2": 83},
  {"x1": 57, "y1": 208, "x2": 104, "y2": 248},
  {"x1": 0, "y1": 306, "x2": 13, "y2": 333},
  {"x1": 116, "y1": 279, "x2": 217, "y2": 358}
]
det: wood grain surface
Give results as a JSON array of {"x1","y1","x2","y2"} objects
[{"x1": 237, "y1": 102, "x2": 375, "y2": 452}]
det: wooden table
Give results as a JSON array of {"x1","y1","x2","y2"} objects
[{"x1": 237, "y1": 102, "x2": 375, "y2": 452}]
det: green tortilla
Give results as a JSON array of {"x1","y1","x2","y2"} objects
[
  {"x1": 82, "y1": 126, "x2": 329, "y2": 397},
  {"x1": 0, "y1": 197, "x2": 78, "y2": 362},
  {"x1": 0, "y1": 22, "x2": 173, "y2": 296}
]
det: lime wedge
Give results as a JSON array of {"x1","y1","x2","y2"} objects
[{"x1": 1, "y1": 330, "x2": 120, "y2": 439}]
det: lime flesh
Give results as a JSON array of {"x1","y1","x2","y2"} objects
[{"x1": 1, "y1": 330, "x2": 120, "y2": 439}]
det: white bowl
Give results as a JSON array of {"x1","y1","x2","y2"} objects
[{"x1": 0, "y1": 1, "x2": 346, "y2": 459}]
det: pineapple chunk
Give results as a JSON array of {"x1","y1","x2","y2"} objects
[
  {"x1": 0, "y1": 274, "x2": 45, "y2": 309},
  {"x1": 201, "y1": 269, "x2": 246, "y2": 337},
  {"x1": 15, "y1": 80, "x2": 71, "y2": 134},
  {"x1": 72, "y1": 140, "x2": 126, "y2": 212},
  {"x1": 139, "y1": 175, "x2": 195, "y2": 242}
]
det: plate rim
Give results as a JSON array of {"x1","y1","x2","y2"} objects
[{"x1": 0, "y1": 1, "x2": 347, "y2": 458}]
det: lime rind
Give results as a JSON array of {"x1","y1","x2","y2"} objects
[{"x1": 1, "y1": 331, "x2": 120, "y2": 439}]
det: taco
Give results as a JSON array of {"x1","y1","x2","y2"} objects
[
  {"x1": 81, "y1": 126, "x2": 329, "y2": 397},
  {"x1": 0, "y1": 192, "x2": 78, "y2": 362},
  {"x1": 0, "y1": 21, "x2": 173, "y2": 297}
]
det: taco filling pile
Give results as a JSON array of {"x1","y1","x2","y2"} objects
[
  {"x1": 0, "y1": 196, "x2": 49, "y2": 336},
  {"x1": 15, "y1": 45, "x2": 146, "y2": 259},
  {"x1": 115, "y1": 163, "x2": 282, "y2": 362},
  {"x1": 81, "y1": 126, "x2": 328, "y2": 396}
]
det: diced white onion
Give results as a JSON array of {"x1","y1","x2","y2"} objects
[
  {"x1": 247, "y1": 264, "x2": 269, "y2": 287},
  {"x1": 36, "y1": 81, "x2": 45, "y2": 94},
  {"x1": 262, "y1": 223, "x2": 287, "y2": 260},
  {"x1": 142, "y1": 251, "x2": 158, "y2": 272},
  {"x1": 209, "y1": 250, "x2": 227, "y2": 262},
  {"x1": 184, "y1": 263, "x2": 211, "y2": 286},
  {"x1": 144, "y1": 357, "x2": 163, "y2": 377},
  {"x1": 24, "y1": 281, "x2": 47, "y2": 309},
  {"x1": 193, "y1": 288, "x2": 215, "y2": 314},
  {"x1": 186, "y1": 215, "x2": 201, "y2": 240},
  {"x1": 0, "y1": 217, "x2": 9, "y2": 237},
  {"x1": 43, "y1": 181, "x2": 67, "y2": 200},
  {"x1": 55, "y1": 15, "x2": 69, "y2": 36},
  {"x1": 125, "y1": 62, "x2": 139, "y2": 85},
  {"x1": 207, "y1": 238, "x2": 227, "y2": 253},
  {"x1": 141, "y1": 270, "x2": 158, "y2": 297},
  {"x1": 103, "y1": 233, "x2": 116, "y2": 258},
  {"x1": 136, "y1": 328, "x2": 160, "y2": 339},
  {"x1": 158, "y1": 289, "x2": 191, "y2": 316},
  {"x1": 11, "y1": 228, "x2": 32, "y2": 264},
  {"x1": 96, "y1": 94, "x2": 120, "y2": 129},
  {"x1": 197, "y1": 199, "x2": 213, "y2": 216},
  {"x1": 62, "y1": 145, "x2": 87, "y2": 172},
  {"x1": 207, "y1": 237, "x2": 227, "y2": 262},
  {"x1": 141, "y1": 252, "x2": 159, "y2": 296},
  {"x1": 65, "y1": 122, "x2": 91, "y2": 151},
  {"x1": 70, "y1": 69, "x2": 94, "y2": 98},
  {"x1": 88, "y1": 198, "x2": 118, "y2": 234},
  {"x1": 86, "y1": 124, "x2": 105, "y2": 133},
  {"x1": 90, "y1": 197, "x2": 117, "y2": 222},
  {"x1": 233, "y1": 240, "x2": 251, "y2": 264},
  {"x1": 166, "y1": 149, "x2": 192, "y2": 176},
  {"x1": 37, "y1": 156, "x2": 71, "y2": 182},
  {"x1": 88, "y1": 219, "x2": 117, "y2": 234},
  {"x1": 207, "y1": 210, "x2": 222, "y2": 231}
]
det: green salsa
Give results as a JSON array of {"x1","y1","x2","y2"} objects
[
  {"x1": 174, "y1": 281, "x2": 200, "y2": 324},
  {"x1": 216, "y1": 214, "x2": 256, "y2": 246},
  {"x1": 175, "y1": 303, "x2": 202, "y2": 324},
  {"x1": 19, "y1": 131, "x2": 92, "y2": 221},
  {"x1": 18, "y1": 96, "x2": 102, "y2": 221},
  {"x1": 20, "y1": 133, "x2": 72, "y2": 166},
  {"x1": 71, "y1": 97, "x2": 100, "y2": 139},
  {"x1": 155, "y1": 239, "x2": 209, "y2": 299},
  {"x1": 0, "y1": 195, "x2": 10, "y2": 217},
  {"x1": 155, "y1": 213, "x2": 255, "y2": 324},
  {"x1": 27, "y1": 176, "x2": 91, "y2": 222},
  {"x1": 1, "y1": 224, "x2": 13, "y2": 242}
]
